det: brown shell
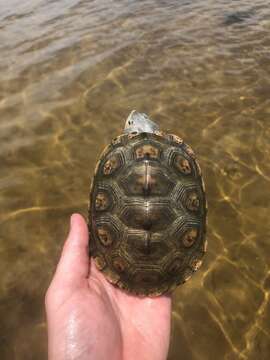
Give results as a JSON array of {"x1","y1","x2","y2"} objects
[{"x1": 88, "y1": 132, "x2": 207, "y2": 296}]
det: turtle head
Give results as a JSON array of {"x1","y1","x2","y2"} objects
[{"x1": 124, "y1": 110, "x2": 159, "y2": 134}]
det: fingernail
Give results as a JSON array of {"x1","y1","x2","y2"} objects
[{"x1": 70, "y1": 214, "x2": 76, "y2": 229}]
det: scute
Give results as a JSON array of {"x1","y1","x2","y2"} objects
[
  {"x1": 120, "y1": 161, "x2": 175, "y2": 196},
  {"x1": 89, "y1": 132, "x2": 207, "y2": 296},
  {"x1": 119, "y1": 200, "x2": 176, "y2": 231},
  {"x1": 94, "y1": 254, "x2": 106, "y2": 270},
  {"x1": 173, "y1": 154, "x2": 192, "y2": 175},
  {"x1": 124, "y1": 230, "x2": 171, "y2": 262},
  {"x1": 102, "y1": 151, "x2": 124, "y2": 176},
  {"x1": 182, "y1": 228, "x2": 199, "y2": 248},
  {"x1": 94, "y1": 191, "x2": 111, "y2": 211}
]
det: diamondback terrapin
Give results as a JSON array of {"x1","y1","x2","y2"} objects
[{"x1": 88, "y1": 110, "x2": 207, "y2": 296}]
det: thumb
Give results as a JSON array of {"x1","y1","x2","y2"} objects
[{"x1": 53, "y1": 213, "x2": 90, "y2": 288}]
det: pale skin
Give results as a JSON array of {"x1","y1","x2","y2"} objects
[{"x1": 45, "y1": 213, "x2": 172, "y2": 360}]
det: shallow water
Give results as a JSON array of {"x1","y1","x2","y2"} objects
[{"x1": 1, "y1": 0, "x2": 270, "y2": 359}]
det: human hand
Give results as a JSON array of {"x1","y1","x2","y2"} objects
[{"x1": 45, "y1": 214, "x2": 172, "y2": 360}]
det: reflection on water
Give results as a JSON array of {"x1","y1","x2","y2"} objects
[{"x1": 1, "y1": 0, "x2": 270, "y2": 359}]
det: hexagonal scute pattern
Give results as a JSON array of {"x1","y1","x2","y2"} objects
[
  {"x1": 89, "y1": 132, "x2": 207, "y2": 296},
  {"x1": 120, "y1": 162, "x2": 175, "y2": 196},
  {"x1": 124, "y1": 230, "x2": 171, "y2": 262},
  {"x1": 172, "y1": 183, "x2": 204, "y2": 215},
  {"x1": 119, "y1": 200, "x2": 176, "y2": 231}
]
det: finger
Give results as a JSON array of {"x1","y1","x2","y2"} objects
[{"x1": 53, "y1": 213, "x2": 90, "y2": 287}]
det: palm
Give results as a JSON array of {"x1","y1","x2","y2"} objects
[{"x1": 46, "y1": 214, "x2": 171, "y2": 360}]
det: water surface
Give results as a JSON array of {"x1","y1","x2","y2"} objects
[{"x1": 1, "y1": 0, "x2": 270, "y2": 359}]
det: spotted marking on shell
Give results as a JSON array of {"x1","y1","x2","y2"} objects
[
  {"x1": 169, "y1": 134, "x2": 183, "y2": 145},
  {"x1": 182, "y1": 228, "x2": 198, "y2": 248},
  {"x1": 190, "y1": 258, "x2": 203, "y2": 271},
  {"x1": 174, "y1": 154, "x2": 192, "y2": 175},
  {"x1": 97, "y1": 227, "x2": 114, "y2": 246},
  {"x1": 186, "y1": 191, "x2": 200, "y2": 211},
  {"x1": 111, "y1": 135, "x2": 123, "y2": 146},
  {"x1": 95, "y1": 192, "x2": 110, "y2": 211},
  {"x1": 112, "y1": 257, "x2": 126, "y2": 273},
  {"x1": 135, "y1": 144, "x2": 159, "y2": 159},
  {"x1": 94, "y1": 255, "x2": 106, "y2": 270},
  {"x1": 103, "y1": 155, "x2": 121, "y2": 175}
]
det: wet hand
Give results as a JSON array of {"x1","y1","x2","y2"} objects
[{"x1": 45, "y1": 214, "x2": 172, "y2": 360}]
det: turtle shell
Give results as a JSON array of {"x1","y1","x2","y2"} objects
[{"x1": 88, "y1": 131, "x2": 207, "y2": 296}]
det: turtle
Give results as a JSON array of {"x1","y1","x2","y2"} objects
[{"x1": 88, "y1": 110, "x2": 207, "y2": 296}]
